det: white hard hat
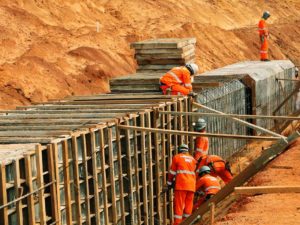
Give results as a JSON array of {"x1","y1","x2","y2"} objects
[
  {"x1": 193, "y1": 118, "x2": 207, "y2": 131},
  {"x1": 185, "y1": 63, "x2": 199, "y2": 75}
]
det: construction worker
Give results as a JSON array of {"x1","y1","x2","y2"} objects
[
  {"x1": 159, "y1": 63, "x2": 199, "y2": 96},
  {"x1": 196, "y1": 154, "x2": 233, "y2": 184},
  {"x1": 193, "y1": 166, "x2": 221, "y2": 211},
  {"x1": 193, "y1": 118, "x2": 209, "y2": 161},
  {"x1": 165, "y1": 144, "x2": 197, "y2": 225},
  {"x1": 258, "y1": 11, "x2": 271, "y2": 61}
]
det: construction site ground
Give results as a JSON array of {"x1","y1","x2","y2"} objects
[{"x1": 210, "y1": 124, "x2": 300, "y2": 225}]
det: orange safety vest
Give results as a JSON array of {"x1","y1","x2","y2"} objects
[
  {"x1": 258, "y1": 19, "x2": 269, "y2": 37},
  {"x1": 194, "y1": 135, "x2": 209, "y2": 161},
  {"x1": 196, "y1": 174, "x2": 221, "y2": 195},
  {"x1": 160, "y1": 66, "x2": 192, "y2": 95},
  {"x1": 168, "y1": 153, "x2": 197, "y2": 192}
]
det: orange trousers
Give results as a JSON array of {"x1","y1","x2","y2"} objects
[
  {"x1": 173, "y1": 190, "x2": 194, "y2": 225},
  {"x1": 260, "y1": 36, "x2": 268, "y2": 60},
  {"x1": 211, "y1": 168, "x2": 232, "y2": 184}
]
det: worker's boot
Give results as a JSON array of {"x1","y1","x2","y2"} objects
[{"x1": 261, "y1": 59, "x2": 270, "y2": 61}]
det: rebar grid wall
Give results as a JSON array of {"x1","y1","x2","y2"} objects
[{"x1": 0, "y1": 95, "x2": 190, "y2": 225}]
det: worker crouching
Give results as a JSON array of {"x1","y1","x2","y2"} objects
[
  {"x1": 160, "y1": 63, "x2": 199, "y2": 96},
  {"x1": 196, "y1": 154, "x2": 233, "y2": 184},
  {"x1": 165, "y1": 144, "x2": 197, "y2": 225},
  {"x1": 193, "y1": 166, "x2": 221, "y2": 211}
]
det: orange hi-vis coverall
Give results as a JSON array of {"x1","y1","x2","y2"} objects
[
  {"x1": 193, "y1": 174, "x2": 221, "y2": 210},
  {"x1": 160, "y1": 66, "x2": 193, "y2": 96},
  {"x1": 196, "y1": 155, "x2": 233, "y2": 184},
  {"x1": 194, "y1": 134, "x2": 209, "y2": 161},
  {"x1": 167, "y1": 153, "x2": 197, "y2": 225},
  {"x1": 258, "y1": 18, "x2": 269, "y2": 60}
]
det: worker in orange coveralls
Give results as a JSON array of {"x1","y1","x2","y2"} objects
[
  {"x1": 193, "y1": 166, "x2": 221, "y2": 211},
  {"x1": 196, "y1": 154, "x2": 233, "y2": 184},
  {"x1": 160, "y1": 63, "x2": 199, "y2": 96},
  {"x1": 258, "y1": 11, "x2": 271, "y2": 61},
  {"x1": 193, "y1": 118, "x2": 209, "y2": 161},
  {"x1": 165, "y1": 144, "x2": 197, "y2": 225}
]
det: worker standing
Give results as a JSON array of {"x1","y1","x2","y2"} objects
[
  {"x1": 258, "y1": 11, "x2": 271, "y2": 61},
  {"x1": 160, "y1": 63, "x2": 199, "y2": 96},
  {"x1": 193, "y1": 166, "x2": 221, "y2": 211},
  {"x1": 196, "y1": 154, "x2": 233, "y2": 184},
  {"x1": 193, "y1": 118, "x2": 209, "y2": 161},
  {"x1": 165, "y1": 144, "x2": 197, "y2": 225}
]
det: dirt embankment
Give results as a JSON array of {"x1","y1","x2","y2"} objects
[
  {"x1": 0, "y1": 0, "x2": 300, "y2": 109},
  {"x1": 215, "y1": 127, "x2": 300, "y2": 225}
]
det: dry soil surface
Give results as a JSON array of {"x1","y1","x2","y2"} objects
[
  {"x1": 215, "y1": 136, "x2": 300, "y2": 225},
  {"x1": 0, "y1": 0, "x2": 300, "y2": 109}
]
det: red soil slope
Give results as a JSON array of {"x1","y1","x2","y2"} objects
[{"x1": 0, "y1": 0, "x2": 300, "y2": 109}]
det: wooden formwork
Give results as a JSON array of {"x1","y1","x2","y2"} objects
[{"x1": 0, "y1": 94, "x2": 191, "y2": 225}]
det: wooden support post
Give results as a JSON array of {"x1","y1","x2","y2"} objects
[
  {"x1": 47, "y1": 144, "x2": 59, "y2": 225},
  {"x1": 71, "y1": 136, "x2": 82, "y2": 224},
  {"x1": 61, "y1": 142, "x2": 70, "y2": 225},
  {"x1": 188, "y1": 96, "x2": 195, "y2": 152},
  {"x1": 52, "y1": 143, "x2": 62, "y2": 225},
  {"x1": 0, "y1": 163, "x2": 8, "y2": 225},
  {"x1": 108, "y1": 128, "x2": 118, "y2": 224},
  {"x1": 116, "y1": 123, "x2": 126, "y2": 224},
  {"x1": 24, "y1": 155, "x2": 35, "y2": 225},
  {"x1": 36, "y1": 145, "x2": 46, "y2": 225},
  {"x1": 81, "y1": 134, "x2": 91, "y2": 225},
  {"x1": 234, "y1": 186, "x2": 300, "y2": 195},
  {"x1": 90, "y1": 132, "x2": 100, "y2": 225},
  {"x1": 140, "y1": 113, "x2": 149, "y2": 225},
  {"x1": 145, "y1": 112, "x2": 154, "y2": 225},
  {"x1": 193, "y1": 102, "x2": 285, "y2": 139},
  {"x1": 14, "y1": 159, "x2": 23, "y2": 225},
  {"x1": 209, "y1": 202, "x2": 215, "y2": 225},
  {"x1": 118, "y1": 125, "x2": 281, "y2": 141},
  {"x1": 99, "y1": 129, "x2": 109, "y2": 224}
]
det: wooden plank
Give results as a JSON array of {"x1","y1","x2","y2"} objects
[
  {"x1": 193, "y1": 102, "x2": 285, "y2": 139},
  {"x1": 62, "y1": 141, "x2": 72, "y2": 225},
  {"x1": 181, "y1": 132, "x2": 300, "y2": 225},
  {"x1": 24, "y1": 155, "x2": 35, "y2": 225},
  {"x1": 0, "y1": 163, "x2": 8, "y2": 225},
  {"x1": 0, "y1": 109, "x2": 147, "y2": 114},
  {"x1": 137, "y1": 64, "x2": 183, "y2": 70},
  {"x1": 36, "y1": 145, "x2": 46, "y2": 225},
  {"x1": 47, "y1": 144, "x2": 59, "y2": 224},
  {"x1": 43, "y1": 99, "x2": 168, "y2": 105},
  {"x1": 110, "y1": 84, "x2": 161, "y2": 92},
  {"x1": 0, "y1": 119, "x2": 109, "y2": 125},
  {"x1": 71, "y1": 136, "x2": 82, "y2": 224},
  {"x1": 14, "y1": 160, "x2": 23, "y2": 225},
  {"x1": 118, "y1": 125, "x2": 281, "y2": 141},
  {"x1": 0, "y1": 113, "x2": 126, "y2": 119},
  {"x1": 0, "y1": 125, "x2": 87, "y2": 131},
  {"x1": 135, "y1": 53, "x2": 194, "y2": 60},
  {"x1": 160, "y1": 111, "x2": 300, "y2": 120},
  {"x1": 67, "y1": 94, "x2": 175, "y2": 100},
  {"x1": 52, "y1": 143, "x2": 62, "y2": 225},
  {"x1": 234, "y1": 186, "x2": 300, "y2": 195},
  {"x1": 17, "y1": 104, "x2": 159, "y2": 110},
  {"x1": 209, "y1": 203, "x2": 215, "y2": 225},
  {"x1": 90, "y1": 132, "x2": 100, "y2": 225},
  {"x1": 130, "y1": 38, "x2": 196, "y2": 49},
  {"x1": 0, "y1": 137, "x2": 55, "y2": 144},
  {"x1": 160, "y1": 106, "x2": 167, "y2": 224},
  {"x1": 134, "y1": 44, "x2": 194, "y2": 54},
  {"x1": 0, "y1": 131, "x2": 71, "y2": 137},
  {"x1": 136, "y1": 58, "x2": 193, "y2": 65}
]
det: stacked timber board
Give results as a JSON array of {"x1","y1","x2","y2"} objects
[
  {"x1": 110, "y1": 72, "x2": 224, "y2": 93},
  {"x1": 0, "y1": 93, "x2": 193, "y2": 225},
  {"x1": 131, "y1": 38, "x2": 196, "y2": 73}
]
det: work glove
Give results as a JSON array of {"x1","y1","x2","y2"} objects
[
  {"x1": 162, "y1": 182, "x2": 174, "y2": 193},
  {"x1": 188, "y1": 92, "x2": 197, "y2": 97}
]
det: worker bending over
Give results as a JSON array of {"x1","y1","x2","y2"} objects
[
  {"x1": 193, "y1": 118, "x2": 209, "y2": 161},
  {"x1": 258, "y1": 11, "x2": 271, "y2": 61},
  {"x1": 166, "y1": 144, "x2": 197, "y2": 225},
  {"x1": 193, "y1": 166, "x2": 221, "y2": 211},
  {"x1": 160, "y1": 63, "x2": 199, "y2": 95},
  {"x1": 196, "y1": 154, "x2": 233, "y2": 184}
]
